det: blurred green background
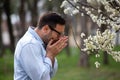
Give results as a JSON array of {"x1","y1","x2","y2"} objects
[{"x1": 0, "y1": 47, "x2": 120, "y2": 80}]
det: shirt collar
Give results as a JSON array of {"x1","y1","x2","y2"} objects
[{"x1": 27, "y1": 26, "x2": 45, "y2": 46}]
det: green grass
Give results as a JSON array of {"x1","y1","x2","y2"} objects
[
  {"x1": 0, "y1": 51, "x2": 14, "y2": 80},
  {"x1": 0, "y1": 47, "x2": 120, "y2": 80}
]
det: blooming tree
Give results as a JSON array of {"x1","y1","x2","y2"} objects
[{"x1": 60, "y1": 0, "x2": 120, "y2": 68}]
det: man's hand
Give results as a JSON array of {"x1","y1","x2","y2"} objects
[{"x1": 46, "y1": 36, "x2": 68, "y2": 64}]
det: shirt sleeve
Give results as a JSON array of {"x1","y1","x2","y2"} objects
[
  {"x1": 50, "y1": 58, "x2": 58, "y2": 78},
  {"x1": 20, "y1": 43, "x2": 53, "y2": 80}
]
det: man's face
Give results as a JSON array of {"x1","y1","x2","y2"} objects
[{"x1": 44, "y1": 24, "x2": 65, "y2": 45}]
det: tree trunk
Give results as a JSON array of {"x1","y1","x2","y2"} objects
[
  {"x1": 31, "y1": 0, "x2": 38, "y2": 27},
  {"x1": 103, "y1": 51, "x2": 109, "y2": 65},
  {"x1": 27, "y1": 0, "x2": 38, "y2": 27},
  {"x1": 19, "y1": 0, "x2": 26, "y2": 37},
  {"x1": 100, "y1": 24, "x2": 109, "y2": 65},
  {"x1": 79, "y1": 0, "x2": 89, "y2": 67},
  {"x1": 0, "y1": 6, "x2": 4, "y2": 57},
  {"x1": 4, "y1": 0, "x2": 15, "y2": 52},
  {"x1": 79, "y1": 13, "x2": 89, "y2": 67},
  {"x1": 100, "y1": 4, "x2": 109, "y2": 65},
  {"x1": 115, "y1": 32, "x2": 119, "y2": 45}
]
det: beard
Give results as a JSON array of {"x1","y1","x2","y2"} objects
[
  {"x1": 42, "y1": 31, "x2": 59, "y2": 46},
  {"x1": 43, "y1": 35, "x2": 51, "y2": 46}
]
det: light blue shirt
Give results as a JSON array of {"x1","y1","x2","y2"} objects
[{"x1": 14, "y1": 27, "x2": 58, "y2": 80}]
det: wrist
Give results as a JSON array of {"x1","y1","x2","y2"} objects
[
  {"x1": 46, "y1": 55, "x2": 54, "y2": 61},
  {"x1": 46, "y1": 54, "x2": 55, "y2": 66}
]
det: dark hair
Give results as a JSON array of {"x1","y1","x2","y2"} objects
[{"x1": 37, "y1": 12, "x2": 65, "y2": 29}]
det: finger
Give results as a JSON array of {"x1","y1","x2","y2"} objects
[
  {"x1": 57, "y1": 37, "x2": 68, "y2": 47},
  {"x1": 63, "y1": 36, "x2": 68, "y2": 39},
  {"x1": 59, "y1": 36, "x2": 67, "y2": 40},
  {"x1": 61, "y1": 36, "x2": 68, "y2": 41},
  {"x1": 59, "y1": 43, "x2": 67, "y2": 52},
  {"x1": 62, "y1": 38, "x2": 68, "y2": 44},
  {"x1": 52, "y1": 37, "x2": 68, "y2": 47},
  {"x1": 52, "y1": 38, "x2": 63, "y2": 46},
  {"x1": 64, "y1": 36, "x2": 68, "y2": 39},
  {"x1": 48, "y1": 39, "x2": 53, "y2": 46}
]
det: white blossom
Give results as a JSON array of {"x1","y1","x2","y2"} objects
[
  {"x1": 98, "y1": 9, "x2": 101, "y2": 13},
  {"x1": 82, "y1": 6, "x2": 85, "y2": 9},
  {"x1": 80, "y1": 32, "x2": 86, "y2": 38},
  {"x1": 60, "y1": 0, "x2": 68, "y2": 8},
  {"x1": 73, "y1": 9, "x2": 79, "y2": 15},
  {"x1": 61, "y1": 0, "x2": 120, "y2": 67},
  {"x1": 74, "y1": 0, "x2": 79, "y2": 3},
  {"x1": 95, "y1": 54, "x2": 100, "y2": 58},
  {"x1": 111, "y1": 51, "x2": 120, "y2": 62},
  {"x1": 64, "y1": 7, "x2": 73, "y2": 15},
  {"x1": 95, "y1": 61, "x2": 100, "y2": 68},
  {"x1": 81, "y1": 13, "x2": 84, "y2": 16}
]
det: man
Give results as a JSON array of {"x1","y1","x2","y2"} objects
[{"x1": 14, "y1": 12, "x2": 68, "y2": 80}]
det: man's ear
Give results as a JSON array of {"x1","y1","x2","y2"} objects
[{"x1": 42, "y1": 25, "x2": 50, "y2": 33}]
